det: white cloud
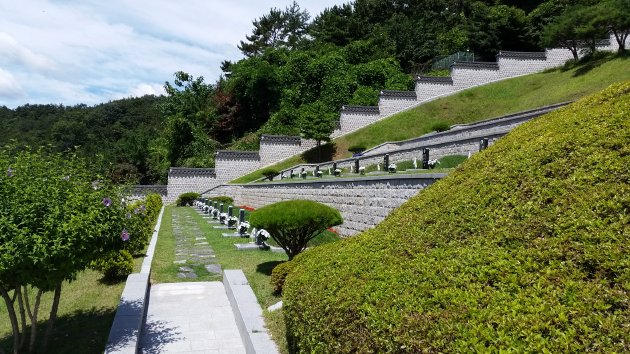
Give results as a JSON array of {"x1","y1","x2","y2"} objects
[
  {"x1": 0, "y1": 0, "x2": 344, "y2": 108},
  {"x1": 0, "y1": 68, "x2": 25, "y2": 99}
]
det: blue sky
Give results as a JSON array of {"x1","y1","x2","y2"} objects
[{"x1": 0, "y1": 0, "x2": 345, "y2": 108}]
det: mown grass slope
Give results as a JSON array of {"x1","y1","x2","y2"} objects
[
  {"x1": 233, "y1": 54, "x2": 629, "y2": 184},
  {"x1": 283, "y1": 81, "x2": 630, "y2": 353}
]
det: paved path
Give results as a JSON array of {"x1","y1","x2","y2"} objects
[
  {"x1": 139, "y1": 282, "x2": 246, "y2": 354},
  {"x1": 172, "y1": 211, "x2": 222, "y2": 279}
]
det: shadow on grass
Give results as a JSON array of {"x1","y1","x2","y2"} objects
[
  {"x1": 302, "y1": 143, "x2": 337, "y2": 164},
  {"x1": 1, "y1": 307, "x2": 116, "y2": 354},
  {"x1": 256, "y1": 261, "x2": 285, "y2": 276},
  {"x1": 560, "y1": 52, "x2": 622, "y2": 77}
]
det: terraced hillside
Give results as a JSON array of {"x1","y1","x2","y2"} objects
[
  {"x1": 283, "y1": 81, "x2": 630, "y2": 353},
  {"x1": 233, "y1": 54, "x2": 629, "y2": 184}
]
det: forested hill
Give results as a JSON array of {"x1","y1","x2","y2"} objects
[
  {"x1": 3, "y1": 0, "x2": 624, "y2": 184},
  {"x1": 0, "y1": 95, "x2": 167, "y2": 184}
]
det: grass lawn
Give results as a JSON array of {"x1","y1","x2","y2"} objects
[
  {"x1": 233, "y1": 54, "x2": 630, "y2": 184},
  {"x1": 151, "y1": 206, "x2": 341, "y2": 353},
  {"x1": 0, "y1": 256, "x2": 145, "y2": 354}
]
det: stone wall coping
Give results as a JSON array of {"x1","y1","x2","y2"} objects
[
  {"x1": 497, "y1": 51, "x2": 547, "y2": 60},
  {"x1": 223, "y1": 270, "x2": 280, "y2": 354},
  {"x1": 131, "y1": 185, "x2": 168, "y2": 195},
  {"x1": 216, "y1": 150, "x2": 261, "y2": 160},
  {"x1": 415, "y1": 76, "x2": 454, "y2": 84},
  {"x1": 452, "y1": 61, "x2": 499, "y2": 70},
  {"x1": 233, "y1": 173, "x2": 447, "y2": 188},
  {"x1": 379, "y1": 90, "x2": 418, "y2": 98},
  {"x1": 169, "y1": 168, "x2": 216, "y2": 177},
  {"x1": 260, "y1": 134, "x2": 301, "y2": 144},
  {"x1": 341, "y1": 105, "x2": 381, "y2": 114}
]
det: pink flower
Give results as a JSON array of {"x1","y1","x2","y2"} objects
[
  {"x1": 121, "y1": 229, "x2": 130, "y2": 241},
  {"x1": 102, "y1": 197, "x2": 112, "y2": 207},
  {"x1": 7, "y1": 168, "x2": 14, "y2": 177}
]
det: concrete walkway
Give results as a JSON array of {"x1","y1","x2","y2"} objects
[{"x1": 139, "y1": 282, "x2": 246, "y2": 354}]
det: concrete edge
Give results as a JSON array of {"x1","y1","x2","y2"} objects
[
  {"x1": 224, "y1": 269, "x2": 280, "y2": 354},
  {"x1": 105, "y1": 206, "x2": 165, "y2": 353}
]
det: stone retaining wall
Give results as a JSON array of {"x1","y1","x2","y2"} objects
[{"x1": 203, "y1": 174, "x2": 445, "y2": 237}]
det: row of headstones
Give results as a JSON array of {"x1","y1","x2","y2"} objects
[
  {"x1": 193, "y1": 199, "x2": 272, "y2": 248},
  {"x1": 279, "y1": 138, "x2": 490, "y2": 179}
]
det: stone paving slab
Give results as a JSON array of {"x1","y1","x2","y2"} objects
[{"x1": 139, "y1": 282, "x2": 246, "y2": 354}]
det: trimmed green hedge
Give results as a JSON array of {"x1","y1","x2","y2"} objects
[
  {"x1": 249, "y1": 200, "x2": 342, "y2": 260},
  {"x1": 284, "y1": 81, "x2": 630, "y2": 353},
  {"x1": 176, "y1": 192, "x2": 199, "y2": 206}
]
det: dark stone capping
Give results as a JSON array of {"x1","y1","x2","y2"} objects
[
  {"x1": 379, "y1": 90, "x2": 418, "y2": 99},
  {"x1": 131, "y1": 185, "x2": 167, "y2": 195},
  {"x1": 341, "y1": 105, "x2": 380, "y2": 114},
  {"x1": 216, "y1": 150, "x2": 260, "y2": 161},
  {"x1": 169, "y1": 168, "x2": 216, "y2": 177},
  {"x1": 452, "y1": 61, "x2": 499, "y2": 70},
  {"x1": 234, "y1": 173, "x2": 447, "y2": 187},
  {"x1": 415, "y1": 76, "x2": 454, "y2": 84},
  {"x1": 497, "y1": 51, "x2": 547, "y2": 60},
  {"x1": 260, "y1": 135, "x2": 301, "y2": 144}
]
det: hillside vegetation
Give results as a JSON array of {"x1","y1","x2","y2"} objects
[
  {"x1": 232, "y1": 54, "x2": 630, "y2": 183},
  {"x1": 283, "y1": 81, "x2": 630, "y2": 353}
]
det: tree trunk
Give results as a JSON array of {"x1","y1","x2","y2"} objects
[
  {"x1": 570, "y1": 46, "x2": 578, "y2": 60},
  {"x1": 0, "y1": 286, "x2": 21, "y2": 354},
  {"x1": 317, "y1": 140, "x2": 321, "y2": 162},
  {"x1": 28, "y1": 290, "x2": 43, "y2": 354},
  {"x1": 40, "y1": 283, "x2": 62, "y2": 354},
  {"x1": 15, "y1": 288, "x2": 28, "y2": 349}
]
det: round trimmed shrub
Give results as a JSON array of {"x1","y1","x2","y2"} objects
[
  {"x1": 176, "y1": 192, "x2": 199, "y2": 206},
  {"x1": 210, "y1": 196, "x2": 234, "y2": 205},
  {"x1": 261, "y1": 168, "x2": 279, "y2": 181},
  {"x1": 91, "y1": 250, "x2": 134, "y2": 281},
  {"x1": 430, "y1": 121, "x2": 450, "y2": 132},
  {"x1": 283, "y1": 82, "x2": 630, "y2": 353},
  {"x1": 271, "y1": 260, "x2": 297, "y2": 295},
  {"x1": 249, "y1": 200, "x2": 343, "y2": 260}
]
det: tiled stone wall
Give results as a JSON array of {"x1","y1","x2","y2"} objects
[
  {"x1": 166, "y1": 168, "x2": 217, "y2": 203},
  {"x1": 378, "y1": 91, "x2": 419, "y2": 117},
  {"x1": 215, "y1": 151, "x2": 262, "y2": 183},
  {"x1": 204, "y1": 175, "x2": 444, "y2": 237},
  {"x1": 331, "y1": 107, "x2": 382, "y2": 138}
]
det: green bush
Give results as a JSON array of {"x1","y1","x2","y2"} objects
[
  {"x1": 261, "y1": 168, "x2": 279, "y2": 181},
  {"x1": 270, "y1": 260, "x2": 297, "y2": 295},
  {"x1": 283, "y1": 82, "x2": 630, "y2": 353},
  {"x1": 430, "y1": 121, "x2": 450, "y2": 132},
  {"x1": 209, "y1": 196, "x2": 234, "y2": 205},
  {"x1": 176, "y1": 192, "x2": 200, "y2": 206},
  {"x1": 348, "y1": 144, "x2": 366, "y2": 154},
  {"x1": 249, "y1": 200, "x2": 343, "y2": 260},
  {"x1": 144, "y1": 193, "x2": 163, "y2": 221},
  {"x1": 90, "y1": 250, "x2": 134, "y2": 281}
]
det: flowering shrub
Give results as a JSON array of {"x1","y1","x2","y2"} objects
[
  {"x1": 219, "y1": 212, "x2": 228, "y2": 224},
  {"x1": 388, "y1": 164, "x2": 397, "y2": 173},
  {"x1": 358, "y1": 166, "x2": 366, "y2": 175},
  {"x1": 227, "y1": 216, "x2": 238, "y2": 228},
  {"x1": 333, "y1": 169, "x2": 342, "y2": 176}
]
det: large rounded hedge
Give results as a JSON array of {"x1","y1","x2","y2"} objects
[{"x1": 283, "y1": 81, "x2": 630, "y2": 353}]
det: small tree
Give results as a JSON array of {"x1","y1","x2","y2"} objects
[
  {"x1": 299, "y1": 102, "x2": 337, "y2": 162},
  {"x1": 249, "y1": 200, "x2": 342, "y2": 260},
  {"x1": 542, "y1": 5, "x2": 606, "y2": 59},
  {"x1": 592, "y1": 0, "x2": 630, "y2": 53},
  {"x1": 261, "y1": 168, "x2": 279, "y2": 181},
  {"x1": 0, "y1": 147, "x2": 133, "y2": 353}
]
